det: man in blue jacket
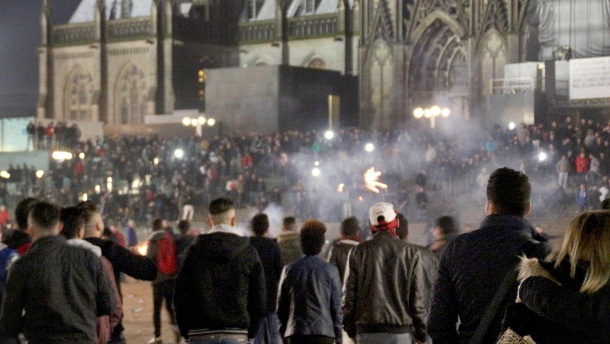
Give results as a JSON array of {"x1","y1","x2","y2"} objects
[{"x1": 277, "y1": 219, "x2": 343, "y2": 344}]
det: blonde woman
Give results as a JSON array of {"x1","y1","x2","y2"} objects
[{"x1": 515, "y1": 211, "x2": 610, "y2": 343}]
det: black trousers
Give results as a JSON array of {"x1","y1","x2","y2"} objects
[
  {"x1": 153, "y1": 279, "x2": 177, "y2": 337},
  {"x1": 286, "y1": 335, "x2": 334, "y2": 344}
]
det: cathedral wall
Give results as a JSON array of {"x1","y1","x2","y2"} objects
[
  {"x1": 106, "y1": 40, "x2": 157, "y2": 125},
  {"x1": 52, "y1": 45, "x2": 99, "y2": 121},
  {"x1": 239, "y1": 37, "x2": 352, "y2": 73}
]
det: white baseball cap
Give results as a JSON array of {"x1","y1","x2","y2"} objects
[{"x1": 369, "y1": 202, "x2": 397, "y2": 226}]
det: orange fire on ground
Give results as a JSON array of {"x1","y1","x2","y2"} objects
[
  {"x1": 137, "y1": 242, "x2": 149, "y2": 256},
  {"x1": 364, "y1": 167, "x2": 387, "y2": 193}
]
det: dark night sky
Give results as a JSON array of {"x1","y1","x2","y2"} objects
[{"x1": 0, "y1": 0, "x2": 80, "y2": 116}]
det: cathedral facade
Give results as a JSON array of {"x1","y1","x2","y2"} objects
[{"x1": 39, "y1": 0, "x2": 610, "y2": 129}]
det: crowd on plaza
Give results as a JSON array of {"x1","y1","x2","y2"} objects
[
  {"x1": 3, "y1": 114, "x2": 610, "y2": 232},
  {"x1": 0, "y1": 115, "x2": 610, "y2": 344},
  {"x1": 0, "y1": 166, "x2": 609, "y2": 344}
]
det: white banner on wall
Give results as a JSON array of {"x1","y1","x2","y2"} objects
[{"x1": 569, "y1": 57, "x2": 610, "y2": 100}]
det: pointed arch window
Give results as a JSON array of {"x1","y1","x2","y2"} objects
[
  {"x1": 116, "y1": 64, "x2": 148, "y2": 124},
  {"x1": 65, "y1": 67, "x2": 94, "y2": 121}
]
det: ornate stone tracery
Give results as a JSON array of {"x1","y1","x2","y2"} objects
[
  {"x1": 65, "y1": 66, "x2": 94, "y2": 121},
  {"x1": 115, "y1": 63, "x2": 148, "y2": 125}
]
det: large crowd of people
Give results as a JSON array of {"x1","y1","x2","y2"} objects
[
  {"x1": 0, "y1": 165, "x2": 609, "y2": 344},
  {"x1": 1, "y1": 115, "x2": 610, "y2": 343},
  {"x1": 3, "y1": 115, "x2": 610, "y2": 232}
]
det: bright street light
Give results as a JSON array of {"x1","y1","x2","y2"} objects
[
  {"x1": 182, "y1": 116, "x2": 216, "y2": 136},
  {"x1": 174, "y1": 149, "x2": 185, "y2": 159},
  {"x1": 538, "y1": 152, "x2": 548, "y2": 162},
  {"x1": 413, "y1": 105, "x2": 450, "y2": 128},
  {"x1": 52, "y1": 151, "x2": 73, "y2": 161},
  {"x1": 509, "y1": 122, "x2": 516, "y2": 130},
  {"x1": 311, "y1": 167, "x2": 321, "y2": 177},
  {"x1": 365, "y1": 143, "x2": 374, "y2": 152},
  {"x1": 36, "y1": 170, "x2": 44, "y2": 178},
  {"x1": 324, "y1": 130, "x2": 334, "y2": 140},
  {"x1": 413, "y1": 108, "x2": 424, "y2": 118}
]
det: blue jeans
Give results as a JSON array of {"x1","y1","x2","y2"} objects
[
  {"x1": 357, "y1": 332, "x2": 412, "y2": 344},
  {"x1": 254, "y1": 312, "x2": 281, "y2": 344}
]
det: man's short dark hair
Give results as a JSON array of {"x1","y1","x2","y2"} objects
[
  {"x1": 486, "y1": 167, "x2": 531, "y2": 216},
  {"x1": 251, "y1": 213, "x2": 269, "y2": 236},
  {"x1": 177, "y1": 220, "x2": 190, "y2": 234},
  {"x1": 601, "y1": 199, "x2": 610, "y2": 210},
  {"x1": 152, "y1": 218, "x2": 164, "y2": 232},
  {"x1": 341, "y1": 216, "x2": 360, "y2": 236},
  {"x1": 283, "y1": 216, "x2": 296, "y2": 229},
  {"x1": 77, "y1": 200, "x2": 98, "y2": 226},
  {"x1": 396, "y1": 213, "x2": 408, "y2": 240},
  {"x1": 29, "y1": 201, "x2": 61, "y2": 231},
  {"x1": 15, "y1": 197, "x2": 38, "y2": 231},
  {"x1": 300, "y1": 220, "x2": 326, "y2": 255},
  {"x1": 435, "y1": 216, "x2": 458, "y2": 236},
  {"x1": 209, "y1": 198, "x2": 235, "y2": 215},
  {"x1": 60, "y1": 206, "x2": 86, "y2": 239}
]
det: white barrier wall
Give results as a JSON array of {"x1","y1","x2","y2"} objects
[{"x1": 570, "y1": 57, "x2": 610, "y2": 100}]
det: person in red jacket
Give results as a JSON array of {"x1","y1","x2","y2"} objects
[
  {"x1": 575, "y1": 151, "x2": 590, "y2": 173},
  {"x1": 0, "y1": 205, "x2": 9, "y2": 228}
]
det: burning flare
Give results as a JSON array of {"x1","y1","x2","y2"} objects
[
  {"x1": 364, "y1": 167, "x2": 387, "y2": 193},
  {"x1": 337, "y1": 183, "x2": 345, "y2": 193}
]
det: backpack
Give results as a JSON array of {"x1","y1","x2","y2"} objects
[{"x1": 157, "y1": 232, "x2": 178, "y2": 275}]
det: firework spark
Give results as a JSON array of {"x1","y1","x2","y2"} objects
[{"x1": 364, "y1": 167, "x2": 387, "y2": 193}]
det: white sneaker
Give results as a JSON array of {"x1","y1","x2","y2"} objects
[{"x1": 147, "y1": 337, "x2": 163, "y2": 344}]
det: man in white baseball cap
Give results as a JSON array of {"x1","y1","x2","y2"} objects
[{"x1": 343, "y1": 202, "x2": 428, "y2": 344}]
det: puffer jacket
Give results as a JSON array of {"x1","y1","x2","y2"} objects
[
  {"x1": 515, "y1": 257, "x2": 610, "y2": 344},
  {"x1": 343, "y1": 231, "x2": 427, "y2": 342}
]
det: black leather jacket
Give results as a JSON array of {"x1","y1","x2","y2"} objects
[{"x1": 343, "y1": 231, "x2": 427, "y2": 342}]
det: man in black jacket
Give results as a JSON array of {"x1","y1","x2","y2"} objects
[
  {"x1": 343, "y1": 202, "x2": 428, "y2": 344},
  {"x1": 249, "y1": 213, "x2": 283, "y2": 344},
  {"x1": 175, "y1": 198, "x2": 266, "y2": 343},
  {"x1": 326, "y1": 216, "x2": 361, "y2": 283},
  {"x1": 428, "y1": 167, "x2": 552, "y2": 344},
  {"x1": 1, "y1": 201, "x2": 113, "y2": 343},
  {"x1": 79, "y1": 201, "x2": 158, "y2": 344}
]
